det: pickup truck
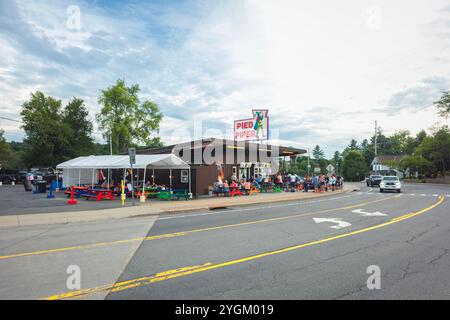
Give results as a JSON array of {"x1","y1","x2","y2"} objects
[{"x1": 366, "y1": 175, "x2": 383, "y2": 187}]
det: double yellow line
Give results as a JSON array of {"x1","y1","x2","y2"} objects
[
  {"x1": 43, "y1": 196, "x2": 444, "y2": 300},
  {"x1": 0, "y1": 195, "x2": 396, "y2": 261}
]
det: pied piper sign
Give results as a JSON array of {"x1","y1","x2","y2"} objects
[{"x1": 234, "y1": 109, "x2": 269, "y2": 141}]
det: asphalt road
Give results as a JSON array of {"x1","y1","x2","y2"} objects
[{"x1": 0, "y1": 183, "x2": 449, "y2": 300}]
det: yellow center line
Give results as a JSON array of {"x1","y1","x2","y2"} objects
[
  {"x1": 1, "y1": 195, "x2": 397, "y2": 260},
  {"x1": 42, "y1": 196, "x2": 444, "y2": 300}
]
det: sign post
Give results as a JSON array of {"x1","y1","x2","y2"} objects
[
  {"x1": 326, "y1": 164, "x2": 335, "y2": 174},
  {"x1": 128, "y1": 148, "x2": 136, "y2": 206}
]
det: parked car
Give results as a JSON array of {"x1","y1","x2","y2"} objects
[
  {"x1": 380, "y1": 176, "x2": 401, "y2": 193},
  {"x1": 366, "y1": 175, "x2": 383, "y2": 187},
  {"x1": 0, "y1": 174, "x2": 17, "y2": 184}
]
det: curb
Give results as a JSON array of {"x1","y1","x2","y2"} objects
[
  {"x1": 159, "y1": 187, "x2": 358, "y2": 215},
  {"x1": 0, "y1": 186, "x2": 359, "y2": 229}
]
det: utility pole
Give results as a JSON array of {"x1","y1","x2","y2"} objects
[
  {"x1": 307, "y1": 147, "x2": 310, "y2": 177},
  {"x1": 110, "y1": 128, "x2": 113, "y2": 155},
  {"x1": 374, "y1": 120, "x2": 378, "y2": 174}
]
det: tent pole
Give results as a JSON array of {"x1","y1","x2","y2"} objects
[
  {"x1": 67, "y1": 168, "x2": 70, "y2": 189},
  {"x1": 91, "y1": 168, "x2": 94, "y2": 189},
  {"x1": 170, "y1": 169, "x2": 172, "y2": 190},
  {"x1": 107, "y1": 169, "x2": 110, "y2": 190},
  {"x1": 78, "y1": 168, "x2": 81, "y2": 186},
  {"x1": 189, "y1": 167, "x2": 191, "y2": 196},
  {"x1": 153, "y1": 168, "x2": 155, "y2": 184},
  {"x1": 143, "y1": 167, "x2": 147, "y2": 193}
]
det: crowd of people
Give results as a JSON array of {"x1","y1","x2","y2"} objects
[{"x1": 213, "y1": 172, "x2": 344, "y2": 195}]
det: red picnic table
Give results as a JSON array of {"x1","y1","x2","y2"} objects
[
  {"x1": 64, "y1": 186, "x2": 89, "y2": 198},
  {"x1": 229, "y1": 186, "x2": 243, "y2": 197},
  {"x1": 81, "y1": 188, "x2": 115, "y2": 201}
]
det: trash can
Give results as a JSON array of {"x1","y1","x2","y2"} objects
[
  {"x1": 38, "y1": 181, "x2": 47, "y2": 193},
  {"x1": 23, "y1": 179, "x2": 33, "y2": 191}
]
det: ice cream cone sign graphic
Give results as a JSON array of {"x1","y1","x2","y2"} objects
[{"x1": 252, "y1": 109, "x2": 268, "y2": 140}]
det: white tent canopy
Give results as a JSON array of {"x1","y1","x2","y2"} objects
[
  {"x1": 56, "y1": 154, "x2": 190, "y2": 170},
  {"x1": 57, "y1": 154, "x2": 191, "y2": 191}
]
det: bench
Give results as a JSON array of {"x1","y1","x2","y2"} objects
[
  {"x1": 158, "y1": 190, "x2": 190, "y2": 201},
  {"x1": 213, "y1": 189, "x2": 229, "y2": 197},
  {"x1": 80, "y1": 189, "x2": 114, "y2": 201}
]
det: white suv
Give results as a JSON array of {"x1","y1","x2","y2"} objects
[{"x1": 380, "y1": 176, "x2": 401, "y2": 193}]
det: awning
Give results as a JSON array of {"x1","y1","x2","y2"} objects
[{"x1": 56, "y1": 154, "x2": 190, "y2": 170}]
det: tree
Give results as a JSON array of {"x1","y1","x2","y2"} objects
[
  {"x1": 331, "y1": 150, "x2": 342, "y2": 174},
  {"x1": 97, "y1": 79, "x2": 163, "y2": 154},
  {"x1": 0, "y1": 129, "x2": 13, "y2": 170},
  {"x1": 360, "y1": 138, "x2": 375, "y2": 167},
  {"x1": 20, "y1": 91, "x2": 96, "y2": 168},
  {"x1": 312, "y1": 145, "x2": 324, "y2": 160},
  {"x1": 348, "y1": 139, "x2": 359, "y2": 151},
  {"x1": 399, "y1": 155, "x2": 432, "y2": 178},
  {"x1": 21, "y1": 91, "x2": 72, "y2": 168},
  {"x1": 416, "y1": 125, "x2": 450, "y2": 176},
  {"x1": 434, "y1": 91, "x2": 450, "y2": 118},
  {"x1": 341, "y1": 150, "x2": 368, "y2": 181},
  {"x1": 389, "y1": 130, "x2": 413, "y2": 154},
  {"x1": 63, "y1": 97, "x2": 95, "y2": 157}
]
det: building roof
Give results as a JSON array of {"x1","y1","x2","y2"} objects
[
  {"x1": 371, "y1": 154, "x2": 405, "y2": 165},
  {"x1": 138, "y1": 138, "x2": 307, "y2": 157}
]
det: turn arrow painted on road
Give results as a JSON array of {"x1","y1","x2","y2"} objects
[
  {"x1": 351, "y1": 209, "x2": 388, "y2": 216},
  {"x1": 313, "y1": 218, "x2": 351, "y2": 229}
]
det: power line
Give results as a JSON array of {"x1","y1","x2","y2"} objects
[{"x1": 0, "y1": 116, "x2": 23, "y2": 123}]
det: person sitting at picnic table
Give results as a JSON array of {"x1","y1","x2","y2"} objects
[
  {"x1": 243, "y1": 180, "x2": 251, "y2": 192},
  {"x1": 230, "y1": 180, "x2": 239, "y2": 189},
  {"x1": 213, "y1": 180, "x2": 221, "y2": 193},
  {"x1": 276, "y1": 173, "x2": 283, "y2": 186},
  {"x1": 222, "y1": 180, "x2": 230, "y2": 192}
]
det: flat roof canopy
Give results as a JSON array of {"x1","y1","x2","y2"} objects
[
  {"x1": 139, "y1": 138, "x2": 307, "y2": 157},
  {"x1": 56, "y1": 154, "x2": 190, "y2": 170}
]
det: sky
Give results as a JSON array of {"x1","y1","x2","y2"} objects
[{"x1": 0, "y1": 0, "x2": 449, "y2": 157}]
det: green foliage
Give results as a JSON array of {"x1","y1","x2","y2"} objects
[
  {"x1": 0, "y1": 129, "x2": 13, "y2": 170},
  {"x1": 399, "y1": 155, "x2": 432, "y2": 176},
  {"x1": 434, "y1": 91, "x2": 450, "y2": 118},
  {"x1": 63, "y1": 97, "x2": 95, "y2": 158},
  {"x1": 97, "y1": 79, "x2": 163, "y2": 154},
  {"x1": 341, "y1": 150, "x2": 368, "y2": 181},
  {"x1": 331, "y1": 150, "x2": 342, "y2": 174},
  {"x1": 312, "y1": 145, "x2": 324, "y2": 160},
  {"x1": 20, "y1": 91, "x2": 95, "y2": 168},
  {"x1": 416, "y1": 125, "x2": 450, "y2": 175}
]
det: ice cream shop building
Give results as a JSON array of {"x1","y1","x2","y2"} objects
[{"x1": 138, "y1": 137, "x2": 306, "y2": 196}]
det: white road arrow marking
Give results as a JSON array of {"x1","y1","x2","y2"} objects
[
  {"x1": 351, "y1": 209, "x2": 388, "y2": 216},
  {"x1": 313, "y1": 218, "x2": 351, "y2": 229}
]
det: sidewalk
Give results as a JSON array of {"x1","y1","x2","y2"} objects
[{"x1": 0, "y1": 184, "x2": 358, "y2": 229}]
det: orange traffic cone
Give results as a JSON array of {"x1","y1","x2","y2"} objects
[{"x1": 68, "y1": 186, "x2": 77, "y2": 205}]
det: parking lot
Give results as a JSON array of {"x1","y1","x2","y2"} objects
[{"x1": 0, "y1": 185, "x2": 136, "y2": 216}]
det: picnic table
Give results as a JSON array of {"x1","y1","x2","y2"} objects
[
  {"x1": 247, "y1": 185, "x2": 260, "y2": 195},
  {"x1": 81, "y1": 188, "x2": 114, "y2": 201},
  {"x1": 135, "y1": 187, "x2": 161, "y2": 198},
  {"x1": 64, "y1": 186, "x2": 89, "y2": 198},
  {"x1": 158, "y1": 189, "x2": 190, "y2": 201},
  {"x1": 213, "y1": 188, "x2": 229, "y2": 197},
  {"x1": 260, "y1": 183, "x2": 274, "y2": 193},
  {"x1": 229, "y1": 186, "x2": 243, "y2": 197}
]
